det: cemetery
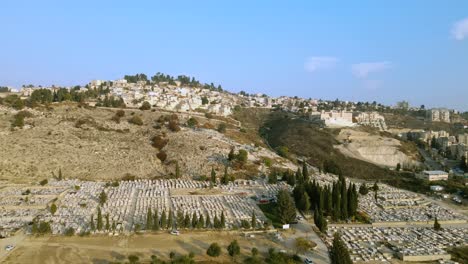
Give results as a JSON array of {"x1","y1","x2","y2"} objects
[
  {"x1": 0, "y1": 179, "x2": 283, "y2": 236},
  {"x1": 326, "y1": 226, "x2": 467, "y2": 262}
]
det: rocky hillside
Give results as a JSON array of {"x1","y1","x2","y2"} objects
[
  {"x1": 335, "y1": 128, "x2": 422, "y2": 169},
  {"x1": 0, "y1": 103, "x2": 294, "y2": 183}
]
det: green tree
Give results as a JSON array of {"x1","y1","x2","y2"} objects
[
  {"x1": 140, "y1": 101, "x2": 151, "y2": 110},
  {"x1": 276, "y1": 189, "x2": 297, "y2": 224},
  {"x1": 210, "y1": 168, "x2": 216, "y2": 183},
  {"x1": 207, "y1": 243, "x2": 221, "y2": 257},
  {"x1": 191, "y1": 212, "x2": 198, "y2": 229},
  {"x1": 205, "y1": 214, "x2": 212, "y2": 229},
  {"x1": 50, "y1": 203, "x2": 57, "y2": 215},
  {"x1": 175, "y1": 162, "x2": 181, "y2": 179},
  {"x1": 330, "y1": 233, "x2": 352, "y2": 264},
  {"x1": 167, "y1": 210, "x2": 173, "y2": 229},
  {"x1": 396, "y1": 163, "x2": 401, "y2": 171},
  {"x1": 251, "y1": 211, "x2": 256, "y2": 230},
  {"x1": 434, "y1": 217, "x2": 441, "y2": 231},
  {"x1": 359, "y1": 183, "x2": 369, "y2": 195},
  {"x1": 99, "y1": 190, "x2": 107, "y2": 205},
  {"x1": 128, "y1": 255, "x2": 139, "y2": 264},
  {"x1": 153, "y1": 210, "x2": 160, "y2": 231},
  {"x1": 236, "y1": 149, "x2": 248, "y2": 164},
  {"x1": 302, "y1": 161, "x2": 309, "y2": 182},
  {"x1": 298, "y1": 191, "x2": 311, "y2": 212},
  {"x1": 220, "y1": 211, "x2": 226, "y2": 228},
  {"x1": 228, "y1": 148, "x2": 235, "y2": 161},
  {"x1": 97, "y1": 207, "x2": 103, "y2": 231},
  {"x1": 227, "y1": 240, "x2": 240, "y2": 257},
  {"x1": 160, "y1": 210, "x2": 167, "y2": 230},
  {"x1": 90, "y1": 214, "x2": 95, "y2": 231},
  {"x1": 221, "y1": 165, "x2": 229, "y2": 185},
  {"x1": 187, "y1": 117, "x2": 198, "y2": 128},
  {"x1": 146, "y1": 208, "x2": 153, "y2": 230},
  {"x1": 105, "y1": 214, "x2": 110, "y2": 231},
  {"x1": 197, "y1": 214, "x2": 205, "y2": 229},
  {"x1": 184, "y1": 213, "x2": 191, "y2": 229}
]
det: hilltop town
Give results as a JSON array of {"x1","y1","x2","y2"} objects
[{"x1": 0, "y1": 74, "x2": 467, "y2": 264}]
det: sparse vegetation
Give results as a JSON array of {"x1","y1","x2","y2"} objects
[{"x1": 128, "y1": 115, "x2": 143, "y2": 126}]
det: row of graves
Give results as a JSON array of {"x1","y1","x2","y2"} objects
[
  {"x1": 0, "y1": 183, "x2": 68, "y2": 237},
  {"x1": 358, "y1": 184, "x2": 467, "y2": 223},
  {"x1": 33, "y1": 179, "x2": 281, "y2": 235},
  {"x1": 326, "y1": 226, "x2": 467, "y2": 263}
]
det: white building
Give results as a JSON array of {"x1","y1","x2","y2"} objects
[{"x1": 418, "y1": 171, "x2": 449, "y2": 181}]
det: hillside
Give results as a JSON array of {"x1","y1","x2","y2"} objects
[{"x1": 0, "y1": 104, "x2": 294, "y2": 183}]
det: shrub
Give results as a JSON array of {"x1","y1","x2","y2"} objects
[
  {"x1": 116, "y1": 110, "x2": 125, "y2": 117},
  {"x1": 139, "y1": 101, "x2": 151, "y2": 110},
  {"x1": 11, "y1": 114, "x2": 25, "y2": 128},
  {"x1": 64, "y1": 227, "x2": 75, "y2": 236},
  {"x1": 39, "y1": 179, "x2": 48, "y2": 186},
  {"x1": 50, "y1": 203, "x2": 57, "y2": 214},
  {"x1": 157, "y1": 151, "x2": 167, "y2": 162},
  {"x1": 168, "y1": 120, "x2": 180, "y2": 132},
  {"x1": 275, "y1": 146, "x2": 289, "y2": 158},
  {"x1": 205, "y1": 113, "x2": 213, "y2": 119},
  {"x1": 217, "y1": 123, "x2": 227, "y2": 133},
  {"x1": 128, "y1": 115, "x2": 143, "y2": 126},
  {"x1": 206, "y1": 243, "x2": 221, "y2": 257},
  {"x1": 151, "y1": 135, "x2": 168, "y2": 150},
  {"x1": 111, "y1": 115, "x2": 121, "y2": 124},
  {"x1": 187, "y1": 117, "x2": 198, "y2": 128}
]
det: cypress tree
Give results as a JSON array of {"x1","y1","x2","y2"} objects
[
  {"x1": 191, "y1": 212, "x2": 198, "y2": 229},
  {"x1": 330, "y1": 233, "x2": 352, "y2": 264},
  {"x1": 325, "y1": 186, "x2": 333, "y2": 216},
  {"x1": 206, "y1": 214, "x2": 212, "y2": 229},
  {"x1": 153, "y1": 210, "x2": 160, "y2": 231},
  {"x1": 90, "y1": 214, "x2": 95, "y2": 231},
  {"x1": 97, "y1": 207, "x2": 103, "y2": 231},
  {"x1": 160, "y1": 210, "x2": 167, "y2": 230},
  {"x1": 146, "y1": 208, "x2": 153, "y2": 230},
  {"x1": 251, "y1": 211, "x2": 256, "y2": 230},
  {"x1": 175, "y1": 162, "x2": 181, "y2": 178},
  {"x1": 220, "y1": 211, "x2": 226, "y2": 228},
  {"x1": 198, "y1": 214, "x2": 205, "y2": 229},
  {"x1": 221, "y1": 165, "x2": 229, "y2": 185},
  {"x1": 177, "y1": 210, "x2": 184, "y2": 229},
  {"x1": 112, "y1": 221, "x2": 116, "y2": 231},
  {"x1": 214, "y1": 215, "x2": 220, "y2": 229},
  {"x1": 341, "y1": 180, "x2": 348, "y2": 220},
  {"x1": 299, "y1": 191, "x2": 311, "y2": 212},
  {"x1": 302, "y1": 161, "x2": 309, "y2": 182},
  {"x1": 184, "y1": 213, "x2": 191, "y2": 229},
  {"x1": 296, "y1": 168, "x2": 303, "y2": 184},
  {"x1": 211, "y1": 168, "x2": 216, "y2": 183},
  {"x1": 105, "y1": 213, "x2": 110, "y2": 231},
  {"x1": 434, "y1": 217, "x2": 441, "y2": 231},
  {"x1": 167, "y1": 210, "x2": 173, "y2": 229}
]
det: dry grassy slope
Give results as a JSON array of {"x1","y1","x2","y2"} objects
[{"x1": 0, "y1": 104, "x2": 292, "y2": 183}]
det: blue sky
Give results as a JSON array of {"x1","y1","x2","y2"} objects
[{"x1": 1, "y1": 1, "x2": 468, "y2": 111}]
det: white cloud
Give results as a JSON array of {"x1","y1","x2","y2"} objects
[
  {"x1": 351, "y1": 61, "x2": 391, "y2": 78},
  {"x1": 304, "y1": 56, "x2": 338, "y2": 73},
  {"x1": 451, "y1": 18, "x2": 468, "y2": 40}
]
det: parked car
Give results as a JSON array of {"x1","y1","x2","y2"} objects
[
  {"x1": 304, "y1": 258, "x2": 314, "y2": 264},
  {"x1": 170, "y1": 230, "x2": 180, "y2": 236},
  {"x1": 5, "y1": 245, "x2": 14, "y2": 251}
]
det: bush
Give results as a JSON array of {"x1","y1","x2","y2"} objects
[
  {"x1": 217, "y1": 123, "x2": 227, "y2": 133},
  {"x1": 275, "y1": 146, "x2": 289, "y2": 158},
  {"x1": 39, "y1": 179, "x2": 48, "y2": 186},
  {"x1": 111, "y1": 115, "x2": 121, "y2": 124},
  {"x1": 11, "y1": 114, "x2": 25, "y2": 128},
  {"x1": 157, "y1": 151, "x2": 167, "y2": 162},
  {"x1": 128, "y1": 115, "x2": 143, "y2": 126},
  {"x1": 151, "y1": 135, "x2": 168, "y2": 150},
  {"x1": 205, "y1": 113, "x2": 213, "y2": 119},
  {"x1": 116, "y1": 110, "x2": 125, "y2": 117},
  {"x1": 139, "y1": 101, "x2": 151, "y2": 110},
  {"x1": 168, "y1": 120, "x2": 180, "y2": 132},
  {"x1": 206, "y1": 243, "x2": 221, "y2": 257},
  {"x1": 64, "y1": 227, "x2": 75, "y2": 236},
  {"x1": 187, "y1": 117, "x2": 198, "y2": 128}
]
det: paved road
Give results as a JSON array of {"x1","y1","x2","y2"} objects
[{"x1": 282, "y1": 218, "x2": 330, "y2": 264}]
